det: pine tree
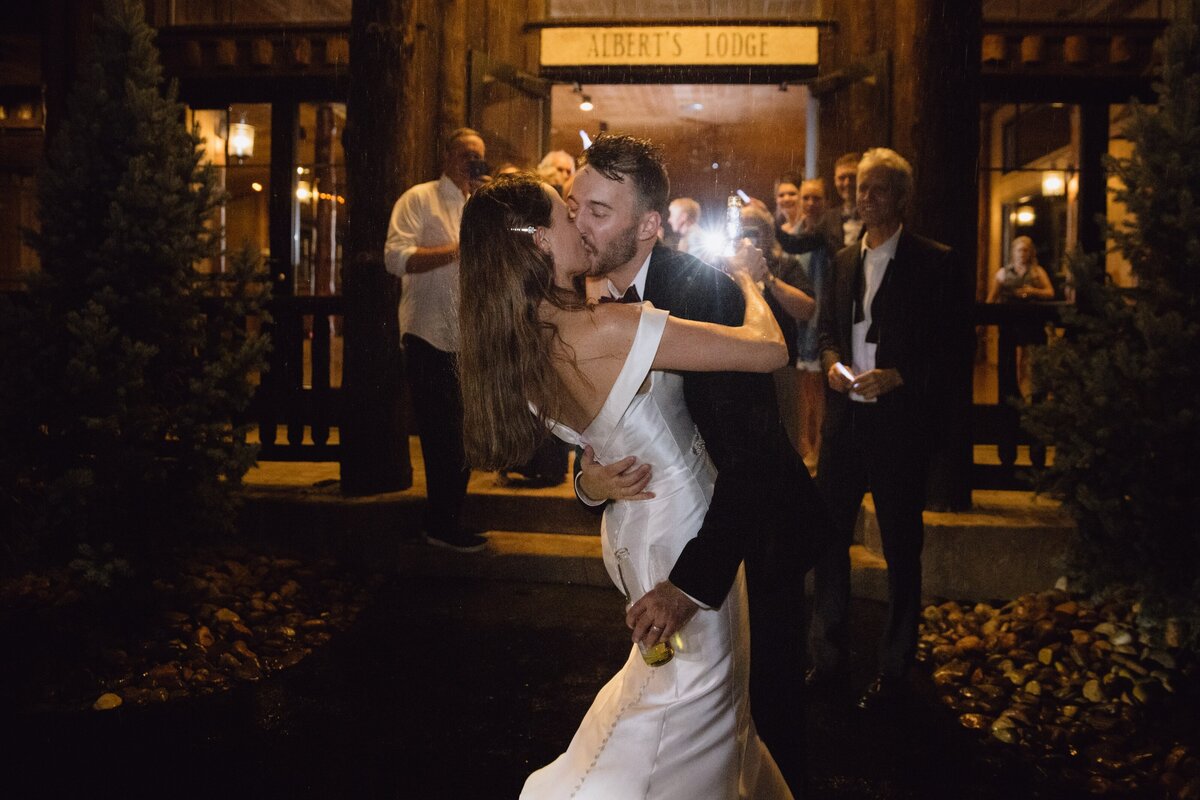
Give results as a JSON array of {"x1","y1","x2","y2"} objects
[
  {"x1": 0, "y1": 0, "x2": 268, "y2": 565},
  {"x1": 1022, "y1": 4, "x2": 1200, "y2": 646}
]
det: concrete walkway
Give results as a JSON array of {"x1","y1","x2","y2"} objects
[
  {"x1": 13, "y1": 574, "x2": 1064, "y2": 799},
  {"x1": 6, "y1": 443, "x2": 1081, "y2": 799}
]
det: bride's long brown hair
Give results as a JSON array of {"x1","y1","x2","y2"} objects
[{"x1": 458, "y1": 174, "x2": 586, "y2": 470}]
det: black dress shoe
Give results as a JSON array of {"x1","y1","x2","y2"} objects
[{"x1": 856, "y1": 674, "x2": 905, "y2": 712}]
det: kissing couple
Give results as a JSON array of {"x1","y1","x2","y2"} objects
[{"x1": 458, "y1": 135, "x2": 831, "y2": 799}]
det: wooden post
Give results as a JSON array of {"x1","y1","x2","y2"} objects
[
  {"x1": 340, "y1": 0, "x2": 417, "y2": 494},
  {"x1": 897, "y1": 0, "x2": 982, "y2": 511},
  {"x1": 1078, "y1": 103, "x2": 1109, "y2": 262}
]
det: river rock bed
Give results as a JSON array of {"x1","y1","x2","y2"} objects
[
  {"x1": 919, "y1": 589, "x2": 1199, "y2": 797},
  {"x1": 1, "y1": 547, "x2": 379, "y2": 713}
]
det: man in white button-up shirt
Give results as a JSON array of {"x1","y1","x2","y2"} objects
[
  {"x1": 807, "y1": 148, "x2": 964, "y2": 712},
  {"x1": 385, "y1": 128, "x2": 487, "y2": 553}
]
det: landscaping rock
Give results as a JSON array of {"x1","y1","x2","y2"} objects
[
  {"x1": 92, "y1": 692, "x2": 122, "y2": 711},
  {"x1": 920, "y1": 587, "x2": 1197, "y2": 798}
]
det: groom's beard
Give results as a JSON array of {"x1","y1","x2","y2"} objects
[{"x1": 583, "y1": 220, "x2": 639, "y2": 278}]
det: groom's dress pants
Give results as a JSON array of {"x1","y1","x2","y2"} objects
[
  {"x1": 745, "y1": 539, "x2": 807, "y2": 792},
  {"x1": 810, "y1": 400, "x2": 928, "y2": 678}
]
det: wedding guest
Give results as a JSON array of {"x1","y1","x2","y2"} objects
[
  {"x1": 537, "y1": 149, "x2": 575, "y2": 196},
  {"x1": 786, "y1": 180, "x2": 837, "y2": 465},
  {"x1": 775, "y1": 172, "x2": 841, "y2": 256},
  {"x1": 739, "y1": 204, "x2": 817, "y2": 460},
  {"x1": 986, "y1": 235, "x2": 1055, "y2": 398},
  {"x1": 807, "y1": 148, "x2": 966, "y2": 712},
  {"x1": 384, "y1": 128, "x2": 488, "y2": 553},
  {"x1": 668, "y1": 197, "x2": 704, "y2": 253},
  {"x1": 833, "y1": 152, "x2": 864, "y2": 246}
]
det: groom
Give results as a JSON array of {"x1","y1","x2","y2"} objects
[{"x1": 567, "y1": 134, "x2": 830, "y2": 795}]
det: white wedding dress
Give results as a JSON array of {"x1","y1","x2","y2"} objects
[{"x1": 521, "y1": 304, "x2": 792, "y2": 800}]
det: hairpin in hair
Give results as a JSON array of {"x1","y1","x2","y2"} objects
[{"x1": 508, "y1": 226, "x2": 538, "y2": 234}]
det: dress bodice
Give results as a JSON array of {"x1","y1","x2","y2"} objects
[{"x1": 543, "y1": 304, "x2": 717, "y2": 586}]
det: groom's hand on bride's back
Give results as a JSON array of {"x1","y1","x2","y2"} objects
[{"x1": 578, "y1": 445, "x2": 655, "y2": 502}]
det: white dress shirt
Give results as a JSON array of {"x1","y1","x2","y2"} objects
[
  {"x1": 605, "y1": 252, "x2": 653, "y2": 301},
  {"x1": 850, "y1": 224, "x2": 902, "y2": 402},
  {"x1": 384, "y1": 174, "x2": 466, "y2": 353}
]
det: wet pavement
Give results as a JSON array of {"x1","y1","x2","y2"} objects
[{"x1": 11, "y1": 568, "x2": 1082, "y2": 800}]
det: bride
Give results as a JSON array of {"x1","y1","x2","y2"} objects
[{"x1": 458, "y1": 174, "x2": 793, "y2": 800}]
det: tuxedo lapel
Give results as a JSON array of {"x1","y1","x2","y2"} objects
[
  {"x1": 835, "y1": 246, "x2": 858, "y2": 347},
  {"x1": 642, "y1": 245, "x2": 676, "y2": 310},
  {"x1": 867, "y1": 231, "x2": 912, "y2": 333}
]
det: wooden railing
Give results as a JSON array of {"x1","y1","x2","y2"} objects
[
  {"x1": 250, "y1": 294, "x2": 344, "y2": 461},
  {"x1": 243, "y1": 299, "x2": 1070, "y2": 489},
  {"x1": 971, "y1": 301, "x2": 1067, "y2": 490},
  {"x1": 3, "y1": 289, "x2": 1070, "y2": 482}
]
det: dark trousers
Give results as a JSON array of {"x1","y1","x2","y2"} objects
[
  {"x1": 810, "y1": 401, "x2": 928, "y2": 678},
  {"x1": 745, "y1": 541, "x2": 808, "y2": 794},
  {"x1": 403, "y1": 334, "x2": 470, "y2": 537}
]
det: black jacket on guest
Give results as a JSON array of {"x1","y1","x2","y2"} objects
[{"x1": 818, "y1": 229, "x2": 962, "y2": 439}]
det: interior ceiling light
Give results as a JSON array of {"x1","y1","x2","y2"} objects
[{"x1": 572, "y1": 81, "x2": 594, "y2": 112}]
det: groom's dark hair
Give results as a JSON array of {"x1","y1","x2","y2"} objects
[{"x1": 579, "y1": 134, "x2": 670, "y2": 219}]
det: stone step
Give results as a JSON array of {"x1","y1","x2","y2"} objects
[
  {"x1": 239, "y1": 448, "x2": 1074, "y2": 601},
  {"x1": 462, "y1": 475, "x2": 599, "y2": 536},
  {"x1": 239, "y1": 473, "x2": 598, "y2": 540},
  {"x1": 858, "y1": 490, "x2": 1073, "y2": 601},
  {"x1": 394, "y1": 531, "x2": 890, "y2": 602}
]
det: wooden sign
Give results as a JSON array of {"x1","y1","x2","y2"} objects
[{"x1": 540, "y1": 26, "x2": 819, "y2": 68}]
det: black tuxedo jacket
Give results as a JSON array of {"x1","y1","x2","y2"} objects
[
  {"x1": 818, "y1": 229, "x2": 960, "y2": 434},
  {"x1": 642, "y1": 245, "x2": 828, "y2": 607}
]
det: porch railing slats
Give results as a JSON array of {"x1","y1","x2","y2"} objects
[{"x1": 238, "y1": 296, "x2": 1066, "y2": 493}]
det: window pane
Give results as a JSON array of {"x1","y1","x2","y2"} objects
[
  {"x1": 295, "y1": 102, "x2": 345, "y2": 297},
  {"x1": 189, "y1": 103, "x2": 271, "y2": 276}
]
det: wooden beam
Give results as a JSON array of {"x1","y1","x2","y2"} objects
[{"x1": 340, "y1": 0, "x2": 414, "y2": 495}]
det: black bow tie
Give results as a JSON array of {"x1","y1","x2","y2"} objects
[{"x1": 600, "y1": 285, "x2": 641, "y2": 304}]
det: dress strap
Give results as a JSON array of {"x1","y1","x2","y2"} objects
[
  {"x1": 584, "y1": 303, "x2": 669, "y2": 444},
  {"x1": 528, "y1": 304, "x2": 669, "y2": 447}
]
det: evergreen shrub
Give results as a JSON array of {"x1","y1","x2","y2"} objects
[
  {"x1": 1022, "y1": 6, "x2": 1200, "y2": 649},
  {"x1": 0, "y1": 0, "x2": 269, "y2": 571}
]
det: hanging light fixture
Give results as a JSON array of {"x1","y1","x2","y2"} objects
[
  {"x1": 1041, "y1": 170, "x2": 1066, "y2": 197},
  {"x1": 572, "y1": 82, "x2": 593, "y2": 112},
  {"x1": 229, "y1": 114, "x2": 255, "y2": 160}
]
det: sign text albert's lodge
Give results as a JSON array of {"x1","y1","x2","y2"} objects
[{"x1": 539, "y1": 26, "x2": 819, "y2": 68}]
